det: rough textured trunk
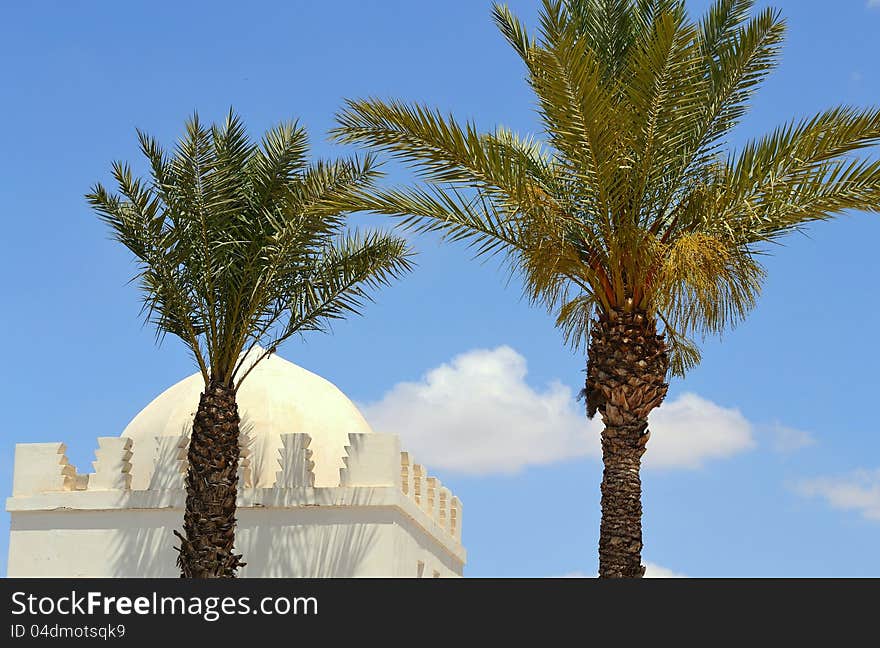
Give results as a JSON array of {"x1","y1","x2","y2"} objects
[
  {"x1": 175, "y1": 381, "x2": 245, "y2": 578},
  {"x1": 586, "y1": 308, "x2": 669, "y2": 579}
]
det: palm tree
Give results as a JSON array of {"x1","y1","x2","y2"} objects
[
  {"x1": 332, "y1": 0, "x2": 880, "y2": 577},
  {"x1": 88, "y1": 111, "x2": 414, "y2": 578}
]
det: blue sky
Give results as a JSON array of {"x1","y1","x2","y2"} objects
[{"x1": 1, "y1": 0, "x2": 879, "y2": 577}]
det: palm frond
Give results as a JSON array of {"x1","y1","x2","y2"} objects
[
  {"x1": 334, "y1": 1, "x2": 880, "y2": 375},
  {"x1": 90, "y1": 111, "x2": 415, "y2": 388}
]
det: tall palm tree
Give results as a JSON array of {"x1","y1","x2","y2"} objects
[
  {"x1": 88, "y1": 111, "x2": 414, "y2": 578},
  {"x1": 333, "y1": 0, "x2": 880, "y2": 577}
]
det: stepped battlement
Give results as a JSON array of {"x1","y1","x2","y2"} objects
[{"x1": 9, "y1": 430, "x2": 462, "y2": 549}]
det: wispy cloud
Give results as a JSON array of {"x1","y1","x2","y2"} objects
[
  {"x1": 868, "y1": 1, "x2": 880, "y2": 9},
  {"x1": 361, "y1": 346, "x2": 755, "y2": 474},
  {"x1": 767, "y1": 423, "x2": 816, "y2": 453},
  {"x1": 796, "y1": 469, "x2": 880, "y2": 521}
]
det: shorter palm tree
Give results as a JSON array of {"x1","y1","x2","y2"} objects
[{"x1": 88, "y1": 111, "x2": 414, "y2": 577}]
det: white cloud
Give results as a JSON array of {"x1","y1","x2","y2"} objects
[
  {"x1": 768, "y1": 423, "x2": 816, "y2": 453},
  {"x1": 360, "y1": 346, "x2": 755, "y2": 475},
  {"x1": 647, "y1": 393, "x2": 755, "y2": 469},
  {"x1": 796, "y1": 469, "x2": 880, "y2": 521},
  {"x1": 362, "y1": 346, "x2": 589, "y2": 474},
  {"x1": 644, "y1": 562, "x2": 686, "y2": 578},
  {"x1": 558, "y1": 562, "x2": 686, "y2": 578},
  {"x1": 868, "y1": 1, "x2": 880, "y2": 9}
]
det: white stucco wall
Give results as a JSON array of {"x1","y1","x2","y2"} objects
[
  {"x1": 6, "y1": 435, "x2": 465, "y2": 578},
  {"x1": 7, "y1": 496, "x2": 463, "y2": 578}
]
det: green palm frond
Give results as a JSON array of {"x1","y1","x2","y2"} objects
[
  {"x1": 350, "y1": 184, "x2": 527, "y2": 261},
  {"x1": 88, "y1": 111, "x2": 414, "y2": 388},
  {"x1": 723, "y1": 106, "x2": 880, "y2": 238},
  {"x1": 287, "y1": 230, "x2": 414, "y2": 332},
  {"x1": 334, "y1": 1, "x2": 880, "y2": 377}
]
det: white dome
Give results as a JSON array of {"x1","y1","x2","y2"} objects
[{"x1": 121, "y1": 350, "x2": 373, "y2": 487}]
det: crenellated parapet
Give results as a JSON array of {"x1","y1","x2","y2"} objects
[
  {"x1": 449, "y1": 495, "x2": 462, "y2": 542},
  {"x1": 398, "y1": 449, "x2": 461, "y2": 543},
  {"x1": 148, "y1": 434, "x2": 188, "y2": 490},
  {"x1": 275, "y1": 433, "x2": 315, "y2": 487},
  {"x1": 88, "y1": 437, "x2": 133, "y2": 490},
  {"x1": 12, "y1": 443, "x2": 86, "y2": 495},
  {"x1": 238, "y1": 428, "x2": 254, "y2": 489},
  {"x1": 9, "y1": 431, "x2": 463, "y2": 548},
  {"x1": 340, "y1": 433, "x2": 401, "y2": 488}
]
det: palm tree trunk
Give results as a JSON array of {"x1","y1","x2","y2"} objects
[
  {"x1": 586, "y1": 308, "x2": 669, "y2": 578},
  {"x1": 175, "y1": 380, "x2": 245, "y2": 578}
]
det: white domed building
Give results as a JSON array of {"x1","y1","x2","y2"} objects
[{"x1": 6, "y1": 352, "x2": 464, "y2": 577}]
